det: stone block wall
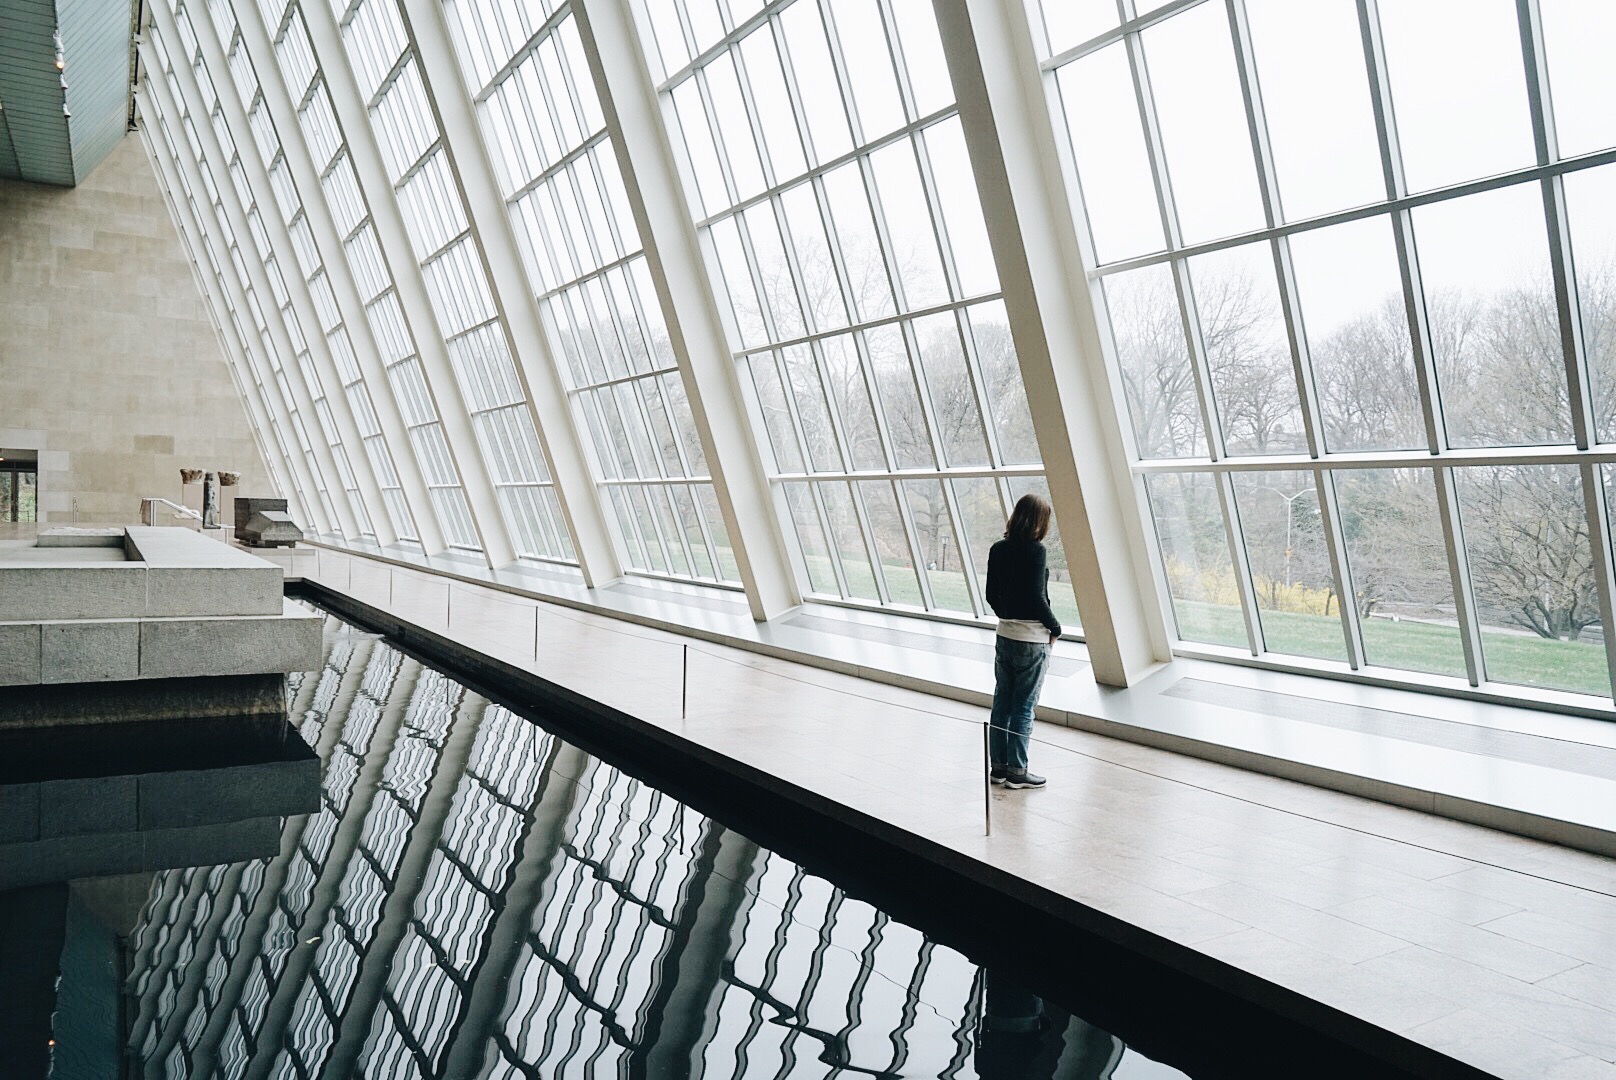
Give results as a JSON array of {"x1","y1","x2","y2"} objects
[{"x1": 0, "y1": 134, "x2": 271, "y2": 524}]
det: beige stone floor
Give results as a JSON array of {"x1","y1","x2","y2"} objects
[{"x1": 308, "y1": 548, "x2": 1616, "y2": 1080}]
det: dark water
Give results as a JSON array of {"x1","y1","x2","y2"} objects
[{"x1": 30, "y1": 609, "x2": 1188, "y2": 1079}]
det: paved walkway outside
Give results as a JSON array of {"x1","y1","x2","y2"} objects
[{"x1": 306, "y1": 548, "x2": 1616, "y2": 1080}]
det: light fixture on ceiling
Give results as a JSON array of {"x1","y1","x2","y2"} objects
[{"x1": 53, "y1": 31, "x2": 64, "y2": 71}]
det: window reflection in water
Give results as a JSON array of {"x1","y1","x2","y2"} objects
[{"x1": 118, "y1": 612, "x2": 1185, "y2": 1078}]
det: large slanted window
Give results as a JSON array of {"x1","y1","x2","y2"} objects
[
  {"x1": 444, "y1": 0, "x2": 740, "y2": 584},
  {"x1": 148, "y1": 19, "x2": 348, "y2": 538},
  {"x1": 645, "y1": 0, "x2": 1077, "y2": 625},
  {"x1": 1041, "y1": 0, "x2": 1616, "y2": 700},
  {"x1": 203, "y1": 0, "x2": 421, "y2": 544},
  {"x1": 330, "y1": 0, "x2": 576, "y2": 562}
]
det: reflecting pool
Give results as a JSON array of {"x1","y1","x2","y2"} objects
[{"x1": 28, "y1": 610, "x2": 1189, "y2": 1078}]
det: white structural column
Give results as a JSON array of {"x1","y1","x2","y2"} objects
[
  {"x1": 200, "y1": 12, "x2": 445, "y2": 554},
  {"x1": 140, "y1": 121, "x2": 317, "y2": 526},
  {"x1": 285, "y1": 1, "x2": 517, "y2": 565},
  {"x1": 574, "y1": 0, "x2": 799, "y2": 621},
  {"x1": 397, "y1": 0, "x2": 621, "y2": 585},
  {"x1": 930, "y1": 0, "x2": 1169, "y2": 686},
  {"x1": 148, "y1": 1, "x2": 395, "y2": 547},
  {"x1": 138, "y1": 67, "x2": 358, "y2": 539}
]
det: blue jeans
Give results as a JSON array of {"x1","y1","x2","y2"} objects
[{"x1": 989, "y1": 637, "x2": 1051, "y2": 773}]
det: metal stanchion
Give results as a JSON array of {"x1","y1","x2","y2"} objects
[
  {"x1": 388, "y1": 568, "x2": 394, "y2": 608},
  {"x1": 533, "y1": 606, "x2": 540, "y2": 662},
  {"x1": 681, "y1": 644, "x2": 688, "y2": 720},
  {"x1": 445, "y1": 583, "x2": 451, "y2": 628},
  {"x1": 983, "y1": 721, "x2": 992, "y2": 837}
]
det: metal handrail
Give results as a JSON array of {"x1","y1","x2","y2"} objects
[{"x1": 140, "y1": 497, "x2": 202, "y2": 524}]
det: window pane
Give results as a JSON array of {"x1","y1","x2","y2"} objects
[
  {"x1": 1377, "y1": 0, "x2": 1534, "y2": 192},
  {"x1": 865, "y1": 324, "x2": 934, "y2": 469},
  {"x1": 697, "y1": 226, "x2": 756, "y2": 347},
  {"x1": 923, "y1": 118, "x2": 998, "y2": 298},
  {"x1": 1413, "y1": 184, "x2": 1571, "y2": 448},
  {"x1": 780, "y1": 182, "x2": 847, "y2": 333},
  {"x1": 903, "y1": 479, "x2": 970, "y2": 614},
  {"x1": 705, "y1": 52, "x2": 766, "y2": 202},
  {"x1": 739, "y1": 28, "x2": 807, "y2": 183},
  {"x1": 951, "y1": 477, "x2": 1007, "y2": 599},
  {"x1": 858, "y1": 480, "x2": 923, "y2": 606},
  {"x1": 753, "y1": 353, "x2": 805, "y2": 471},
  {"x1": 1231, "y1": 472, "x2": 1346, "y2": 661},
  {"x1": 1540, "y1": 0, "x2": 1616, "y2": 159},
  {"x1": 1142, "y1": 1, "x2": 1265, "y2": 244},
  {"x1": 781, "y1": 344, "x2": 841, "y2": 471},
  {"x1": 785, "y1": 482, "x2": 837, "y2": 595},
  {"x1": 869, "y1": 139, "x2": 949, "y2": 309},
  {"x1": 968, "y1": 301, "x2": 1039, "y2": 466},
  {"x1": 821, "y1": 160, "x2": 895, "y2": 320},
  {"x1": 1336, "y1": 469, "x2": 1466, "y2": 678},
  {"x1": 743, "y1": 202, "x2": 807, "y2": 338},
  {"x1": 1289, "y1": 216, "x2": 1425, "y2": 452},
  {"x1": 1188, "y1": 242, "x2": 1306, "y2": 455},
  {"x1": 888, "y1": 0, "x2": 951, "y2": 117},
  {"x1": 1055, "y1": 43, "x2": 1163, "y2": 264},
  {"x1": 697, "y1": 484, "x2": 740, "y2": 580},
  {"x1": 779, "y1": 0, "x2": 851, "y2": 165},
  {"x1": 829, "y1": 0, "x2": 904, "y2": 141},
  {"x1": 1147, "y1": 473, "x2": 1245, "y2": 648},
  {"x1": 821, "y1": 481, "x2": 878, "y2": 601},
  {"x1": 820, "y1": 335, "x2": 884, "y2": 471},
  {"x1": 1245, "y1": 0, "x2": 1383, "y2": 221},
  {"x1": 1563, "y1": 165, "x2": 1616, "y2": 442},
  {"x1": 1458, "y1": 464, "x2": 1611, "y2": 696},
  {"x1": 913, "y1": 312, "x2": 990, "y2": 467},
  {"x1": 1104, "y1": 264, "x2": 1207, "y2": 458}
]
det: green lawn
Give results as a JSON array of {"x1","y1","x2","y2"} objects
[{"x1": 1173, "y1": 599, "x2": 1610, "y2": 697}]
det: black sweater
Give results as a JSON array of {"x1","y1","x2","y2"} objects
[{"x1": 985, "y1": 538, "x2": 1061, "y2": 638}]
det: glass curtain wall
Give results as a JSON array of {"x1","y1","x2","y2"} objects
[
  {"x1": 148, "y1": 26, "x2": 348, "y2": 537},
  {"x1": 264, "y1": 0, "x2": 495, "y2": 551},
  {"x1": 328, "y1": 0, "x2": 575, "y2": 561},
  {"x1": 1040, "y1": 0, "x2": 1616, "y2": 698},
  {"x1": 443, "y1": 0, "x2": 741, "y2": 584},
  {"x1": 141, "y1": 113, "x2": 299, "y2": 512},
  {"x1": 177, "y1": 0, "x2": 382, "y2": 541},
  {"x1": 645, "y1": 0, "x2": 1076, "y2": 624},
  {"x1": 202, "y1": 0, "x2": 423, "y2": 544}
]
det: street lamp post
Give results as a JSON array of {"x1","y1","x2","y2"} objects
[{"x1": 1258, "y1": 486, "x2": 1319, "y2": 588}]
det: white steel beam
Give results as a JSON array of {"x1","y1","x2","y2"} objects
[
  {"x1": 929, "y1": 0, "x2": 1169, "y2": 686},
  {"x1": 397, "y1": 0, "x2": 621, "y2": 584},
  {"x1": 288, "y1": 0, "x2": 517, "y2": 565},
  {"x1": 138, "y1": 94, "x2": 324, "y2": 530},
  {"x1": 575, "y1": 0, "x2": 800, "y2": 621},
  {"x1": 141, "y1": 36, "x2": 363, "y2": 540},
  {"x1": 197, "y1": 10, "x2": 446, "y2": 555}
]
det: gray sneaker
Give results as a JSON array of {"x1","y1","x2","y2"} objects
[
  {"x1": 1000, "y1": 770, "x2": 1046, "y2": 789},
  {"x1": 990, "y1": 765, "x2": 1011, "y2": 784}
]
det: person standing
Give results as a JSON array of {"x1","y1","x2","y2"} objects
[{"x1": 985, "y1": 494, "x2": 1060, "y2": 789}]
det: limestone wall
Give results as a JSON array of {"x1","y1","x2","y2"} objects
[{"x1": 0, "y1": 134, "x2": 271, "y2": 524}]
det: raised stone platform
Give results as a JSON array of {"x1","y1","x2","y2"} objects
[{"x1": 0, "y1": 526, "x2": 320, "y2": 724}]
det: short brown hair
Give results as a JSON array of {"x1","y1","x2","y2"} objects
[{"x1": 1004, "y1": 493, "x2": 1052, "y2": 543}]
